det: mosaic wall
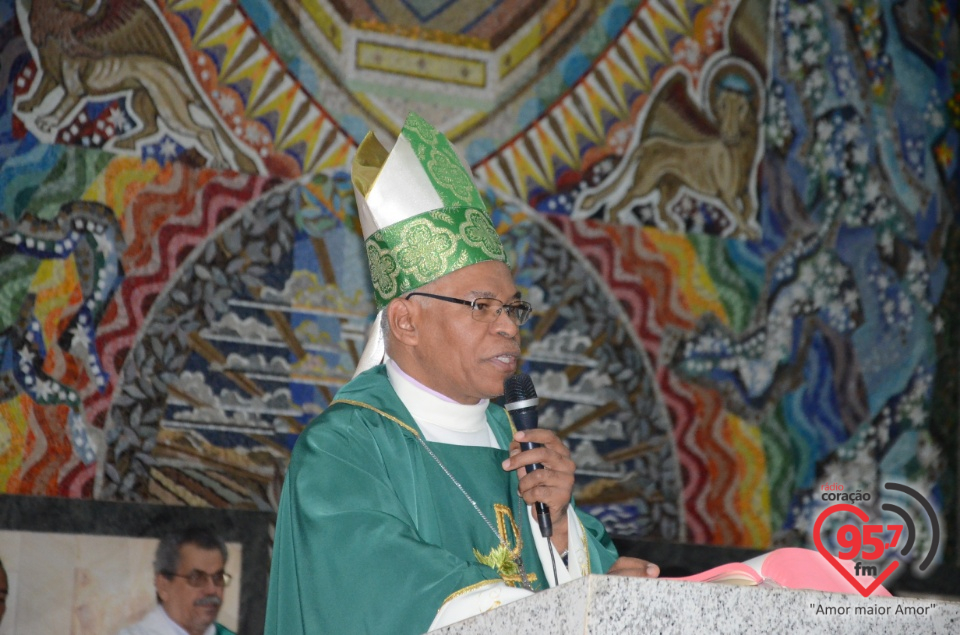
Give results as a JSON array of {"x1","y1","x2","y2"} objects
[{"x1": 1, "y1": 0, "x2": 958, "y2": 573}]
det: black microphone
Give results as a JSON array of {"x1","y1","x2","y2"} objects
[{"x1": 504, "y1": 373, "x2": 552, "y2": 538}]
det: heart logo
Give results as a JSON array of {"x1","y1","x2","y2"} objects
[{"x1": 813, "y1": 503, "x2": 899, "y2": 597}]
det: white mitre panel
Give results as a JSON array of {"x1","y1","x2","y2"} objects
[{"x1": 360, "y1": 134, "x2": 446, "y2": 239}]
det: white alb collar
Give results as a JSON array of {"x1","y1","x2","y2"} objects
[{"x1": 386, "y1": 361, "x2": 489, "y2": 434}]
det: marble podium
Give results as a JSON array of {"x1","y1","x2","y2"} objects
[{"x1": 435, "y1": 575, "x2": 960, "y2": 634}]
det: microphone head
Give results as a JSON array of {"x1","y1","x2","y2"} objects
[{"x1": 504, "y1": 373, "x2": 537, "y2": 404}]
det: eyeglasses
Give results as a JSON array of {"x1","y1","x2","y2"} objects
[
  {"x1": 163, "y1": 570, "x2": 232, "y2": 588},
  {"x1": 405, "y1": 292, "x2": 533, "y2": 326}
]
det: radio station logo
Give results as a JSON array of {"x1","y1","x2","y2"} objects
[{"x1": 813, "y1": 481, "x2": 940, "y2": 597}]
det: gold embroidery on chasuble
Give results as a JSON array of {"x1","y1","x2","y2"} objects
[
  {"x1": 328, "y1": 400, "x2": 421, "y2": 437},
  {"x1": 440, "y1": 579, "x2": 502, "y2": 608},
  {"x1": 579, "y1": 515, "x2": 591, "y2": 577},
  {"x1": 472, "y1": 503, "x2": 538, "y2": 589},
  {"x1": 494, "y1": 503, "x2": 522, "y2": 562}
]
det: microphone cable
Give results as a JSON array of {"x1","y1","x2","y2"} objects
[{"x1": 549, "y1": 542, "x2": 559, "y2": 587}]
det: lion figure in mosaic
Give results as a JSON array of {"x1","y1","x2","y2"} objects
[
  {"x1": 578, "y1": 72, "x2": 761, "y2": 238},
  {"x1": 17, "y1": 0, "x2": 255, "y2": 171}
]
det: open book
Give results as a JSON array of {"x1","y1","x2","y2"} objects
[{"x1": 665, "y1": 547, "x2": 892, "y2": 596}]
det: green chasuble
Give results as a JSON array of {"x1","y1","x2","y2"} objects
[{"x1": 264, "y1": 366, "x2": 619, "y2": 635}]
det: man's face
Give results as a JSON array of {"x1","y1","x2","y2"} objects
[
  {"x1": 155, "y1": 544, "x2": 225, "y2": 635},
  {"x1": 408, "y1": 260, "x2": 522, "y2": 404}
]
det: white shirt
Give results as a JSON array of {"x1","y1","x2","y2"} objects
[{"x1": 115, "y1": 605, "x2": 216, "y2": 635}]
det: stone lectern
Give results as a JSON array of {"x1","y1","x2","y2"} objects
[{"x1": 435, "y1": 575, "x2": 960, "y2": 634}]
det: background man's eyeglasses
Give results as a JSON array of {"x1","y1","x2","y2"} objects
[
  {"x1": 405, "y1": 292, "x2": 533, "y2": 326},
  {"x1": 164, "y1": 570, "x2": 232, "y2": 588}
]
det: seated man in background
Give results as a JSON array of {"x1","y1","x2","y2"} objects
[
  {"x1": 264, "y1": 112, "x2": 658, "y2": 635},
  {"x1": 117, "y1": 526, "x2": 235, "y2": 635}
]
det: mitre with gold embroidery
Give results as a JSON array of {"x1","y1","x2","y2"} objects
[{"x1": 352, "y1": 112, "x2": 507, "y2": 376}]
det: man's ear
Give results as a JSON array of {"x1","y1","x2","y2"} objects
[
  {"x1": 386, "y1": 297, "x2": 419, "y2": 346},
  {"x1": 155, "y1": 573, "x2": 170, "y2": 603}
]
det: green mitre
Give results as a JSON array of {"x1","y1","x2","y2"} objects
[{"x1": 352, "y1": 112, "x2": 506, "y2": 310}]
